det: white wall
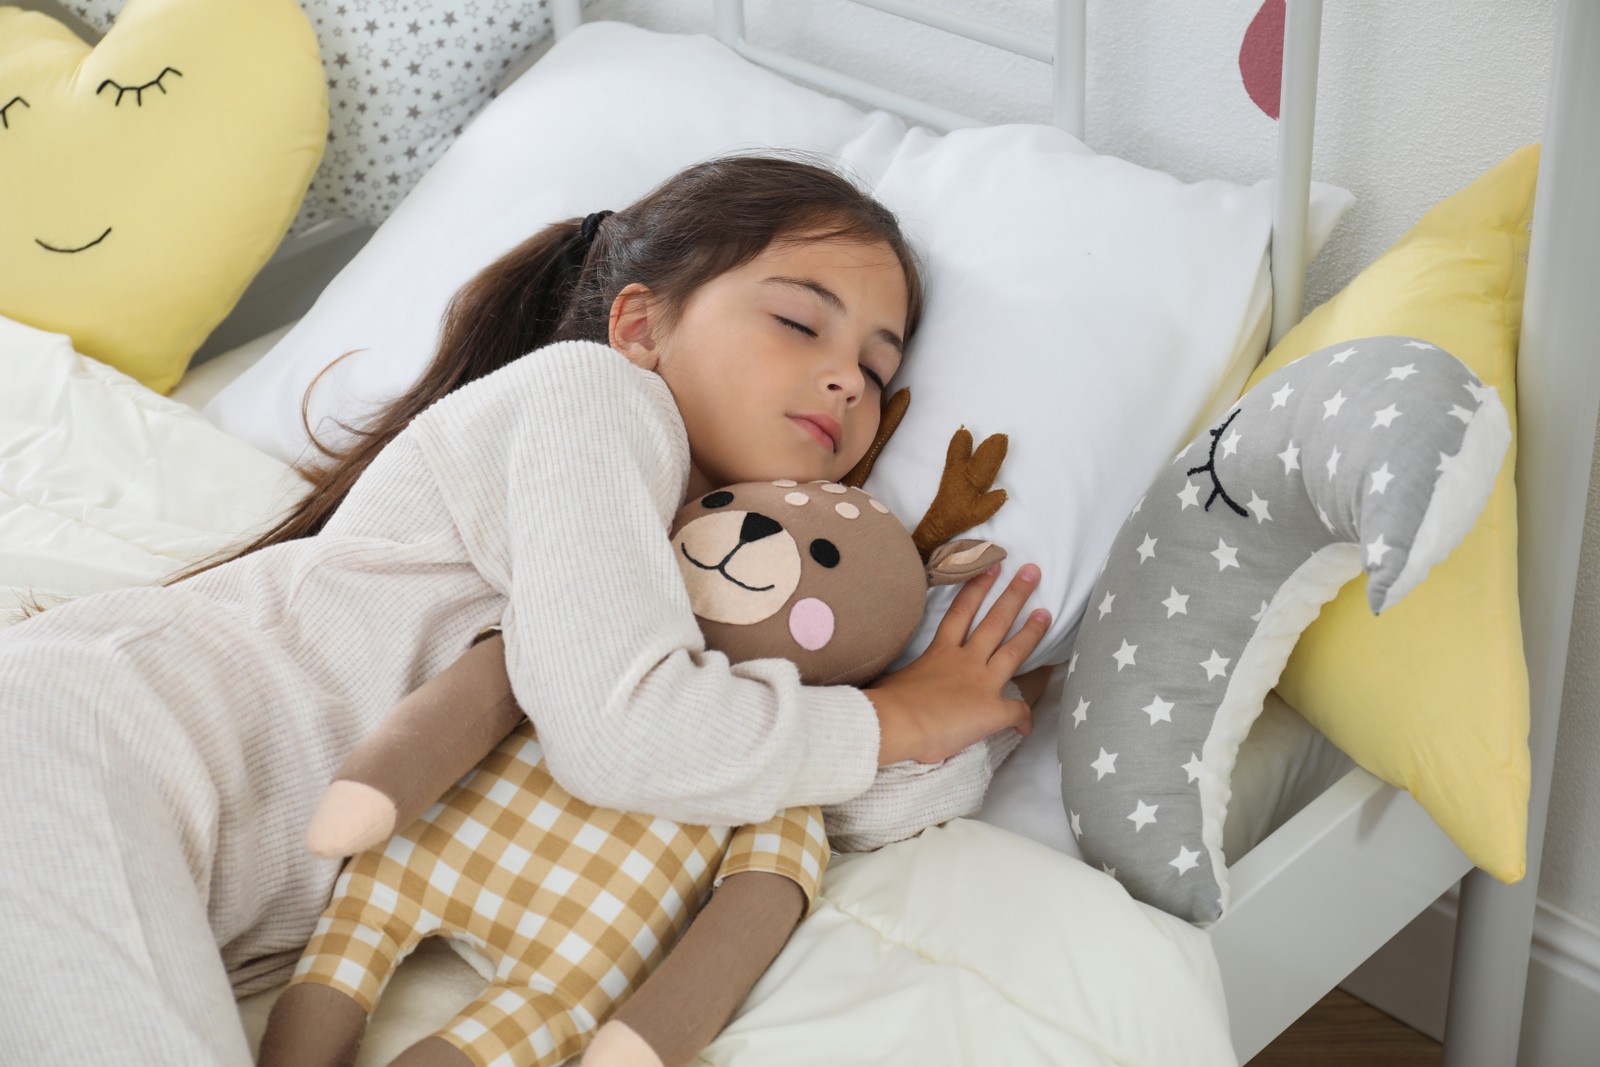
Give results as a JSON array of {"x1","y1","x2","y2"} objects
[{"x1": 586, "y1": 0, "x2": 1595, "y2": 926}]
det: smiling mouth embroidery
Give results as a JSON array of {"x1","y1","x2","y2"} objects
[
  {"x1": 679, "y1": 542, "x2": 776, "y2": 592},
  {"x1": 35, "y1": 227, "x2": 113, "y2": 254}
]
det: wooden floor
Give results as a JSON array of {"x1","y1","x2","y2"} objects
[{"x1": 1250, "y1": 988, "x2": 1443, "y2": 1065}]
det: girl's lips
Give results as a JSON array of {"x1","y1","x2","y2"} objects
[{"x1": 790, "y1": 415, "x2": 837, "y2": 452}]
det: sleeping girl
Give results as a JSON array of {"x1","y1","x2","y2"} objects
[{"x1": 0, "y1": 154, "x2": 1048, "y2": 1066}]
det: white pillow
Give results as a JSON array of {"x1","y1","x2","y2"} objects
[{"x1": 203, "y1": 20, "x2": 1351, "y2": 674}]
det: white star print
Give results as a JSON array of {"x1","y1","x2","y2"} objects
[
  {"x1": 1170, "y1": 846, "x2": 1202, "y2": 875},
  {"x1": 1091, "y1": 747, "x2": 1119, "y2": 780},
  {"x1": 1173, "y1": 441, "x2": 1195, "y2": 463},
  {"x1": 1137, "y1": 534, "x2": 1158, "y2": 563},
  {"x1": 1316, "y1": 504, "x2": 1333, "y2": 530},
  {"x1": 1369, "y1": 463, "x2": 1395, "y2": 494},
  {"x1": 1220, "y1": 429, "x2": 1243, "y2": 458},
  {"x1": 1128, "y1": 800, "x2": 1159, "y2": 831},
  {"x1": 1278, "y1": 441, "x2": 1301, "y2": 474},
  {"x1": 1271, "y1": 383, "x2": 1295, "y2": 409},
  {"x1": 1142, "y1": 695, "x2": 1174, "y2": 725},
  {"x1": 1437, "y1": 451, "x2": 1455, "y2": 474},
  {"x1": 1112, "y1": 640, "x2": 1138, "y2": 671},
  {"x1": 1326, "y1": 446, "x2": 1342, "y2": 479},
  {"x1": 1329, "y1": 346, "x2": 1358, "y2": 364},
  {"x1": 1367, "y1": 534, "x2": 1391, "y2": 566},
  {"x1": 1250, "y1": 600, "x2": 1269, "y2": 622},
  {"x1": 1403, "y1": 340, "x2": 1437, "y2": 350},
  {"x1": 1070, "y1": 810, "x2": 1082, "y2": 838},
  {"x1": 1372, "y1": 404, "x2": 1402, "y2": 428},
  {"x1": 1246, "y1": 492, "x2": 1272, "y2": 523},
  {"x1": 1388, "y1": 363, "x2": 1419, "y2": 381},
  {"x1": 1200, "y1": 650, "x2": 1231, "y2": 680},
  {"x1": 1071, "y1": 697, "x2": 1089, "y2": 728},
  {"x1": 1182, "y1": 753, "x2": 1204, "y2": 784},
  {"x1": 1464, "y1": 380, "x2": 1492, "y2": 403},
  {"x1": 1132, "y1": 494, "x2": 1146, "y2": 515},
  {"x1": 1066, "y1": 652, "x2": 1078, "y2": 677},
  {"x1": 1098, "y1": 592, "x2": 1116, "y2": 620},
  {"x1": 1177, "y1": 481, "x2": 1201, "y2": 510},
  {"x1": 1162, "y1": 587, "x2": 1190, "y2": 618},
  {"x1": 1449, "y1": 404, "x2": 1475, "y2": 424},
  {"x1": 1101, "y1": 862, "x2": 1117, "y2": 878},
  {"x1": 1211, "y1": 539, "x2": 1240, "y2": 571},
  {"x1": 1323, "y1": 391, "x2": 1348, "y2": 419}
]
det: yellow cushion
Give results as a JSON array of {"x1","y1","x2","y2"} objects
[
  {"x1": 1244, "y1": 145, "x2": 1537, "y2": 882},
  {"x1": 0, "y1": 0, "x2": 326, "y2": 394}
]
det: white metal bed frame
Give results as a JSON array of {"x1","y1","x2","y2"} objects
[{"x1": 535, "y1": 0, "x2": 1595, "y2": 1062}]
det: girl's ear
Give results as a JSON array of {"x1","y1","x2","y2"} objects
[{"x1": 609, "y1": 283, "x2": 661, "y2": 370}]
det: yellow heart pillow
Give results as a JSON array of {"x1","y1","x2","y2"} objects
[
  {"x1": 1244, "y1": 145, "x2": 1537, "y2": 882},
  {"x1": 0, "y1": 0, "x2": 326, "y2": 394}
]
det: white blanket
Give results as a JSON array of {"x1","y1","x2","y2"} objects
[{"x1": 1, "y1": 314, "x2": 1236, "y2": 1066}]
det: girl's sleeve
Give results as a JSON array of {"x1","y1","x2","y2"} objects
[
  {"x1": 413, "y1": 341, "x2": 881, "y2": 827},
  {"x1": 822, "y1": 685, "x2": 1026, "y2": 853}
]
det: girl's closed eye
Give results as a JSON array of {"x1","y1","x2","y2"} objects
[
  {"x1": 774, "y1": 315, "x2": 816, "y2": 338},
  {"x1": 774, "y1": 316, "x2": 887, "y2": 390}
]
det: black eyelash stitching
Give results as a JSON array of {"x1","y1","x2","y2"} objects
[
  {"x1": 97, "y1": 67, "x2": 183, "y2": 107},
  {"x1": 1186, "y1": 408, "x2": 1248, "y2": 517},
  {"x1": 0, "y1": 96, "x2": 28, "y2": 130}
]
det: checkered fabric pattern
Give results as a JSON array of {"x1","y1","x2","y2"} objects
[{"x1": 291, "y1": 720, "x2": 830, "y2": 1067}]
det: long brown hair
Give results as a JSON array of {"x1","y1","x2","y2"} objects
[{"x1": 173, "y1": 153, "x2": 924, "y2": 583}]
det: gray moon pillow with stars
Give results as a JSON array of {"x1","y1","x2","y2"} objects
[{"x1": 1057, "y1": 335, "x2": 1511, "y2": 923}]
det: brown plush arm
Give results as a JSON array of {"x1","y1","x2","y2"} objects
[
  {"x1": 586, "y1": 871, "x2": 806, "y2": 1067},
  {"x1": 306, "y1": 632, "x2": 524, "y2": 856}
]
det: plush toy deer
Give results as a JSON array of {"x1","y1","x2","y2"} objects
[{"x1": 258, "y1": 391, "x2": 1011, "y2": 1067}]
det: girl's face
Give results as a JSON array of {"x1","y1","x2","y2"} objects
[{"x1": 609, "y1": 235, "x2": 909, "y2": 499}]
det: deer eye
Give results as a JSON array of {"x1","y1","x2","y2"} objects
[
  {"x1": 809, "y1": 539, "x2": 840, "y2": 568},
  {"x1": 701, "y1": 491, "x2": 734, "y2": 509}
]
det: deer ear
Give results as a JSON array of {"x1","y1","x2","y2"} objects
[{"x1": 926, "y1": 539, "x2": 1007, "y2": 587}]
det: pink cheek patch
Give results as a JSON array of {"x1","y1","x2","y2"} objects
[{"x1": 788, "y1": 597, "x2": 835, "y2": 651}]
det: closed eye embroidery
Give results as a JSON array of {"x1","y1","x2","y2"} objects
[
  {"x1": 97, "y1": 67, "x2": 183, "y2": 107},
  {"x1": 0, "y1": 96, "x2": 28, "y2": 130}
]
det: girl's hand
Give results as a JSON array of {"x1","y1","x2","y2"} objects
[{"x1": 866, "y1": 563, "x2": 1050, "y2": 766}]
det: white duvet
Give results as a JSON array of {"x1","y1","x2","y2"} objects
[{"x1": 0, "y1": 314, "x2": 1236, "y2": 1066}]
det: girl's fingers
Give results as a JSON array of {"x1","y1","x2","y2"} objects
[
  {"x1": 966, "y1": 565, "x2": 1042, "y2": 658},
  {"x1": 931, "y1": 564, "x2": 1001, "y2": 646},
  {"x1": 989, "y1": 607, "x2": 1052, "y2": 678}
]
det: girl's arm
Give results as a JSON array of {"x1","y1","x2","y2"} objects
[{"x1": 414, "y1": 343, "x2": 882, "y2": 827}]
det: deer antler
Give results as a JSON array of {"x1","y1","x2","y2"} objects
[
  {"x1": 911, "y1": 427, "x2": 1009, "y2": 563},
  {"x1": 843, "y1": 387, "x2": 911, "y2": 489}
]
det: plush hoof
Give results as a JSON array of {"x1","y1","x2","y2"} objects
[
  {"x1": 582, "y1": 1021, "x2": 666, "y2": 1067},
  {"x1": 306, "y1": 779, "x2": 398, "y2": 858}
]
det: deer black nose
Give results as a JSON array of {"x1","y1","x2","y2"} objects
[{"x1": 739, "y1": 512, "x2": 784, "y2": 544}]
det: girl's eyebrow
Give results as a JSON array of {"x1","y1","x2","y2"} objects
[{"x1": 761, "y1": 275, "x2": 905, "y2": 354}]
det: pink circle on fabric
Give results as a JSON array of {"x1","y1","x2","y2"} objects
[{"x1": 788, "y1": 597, "x2": 835, "y2": 651}]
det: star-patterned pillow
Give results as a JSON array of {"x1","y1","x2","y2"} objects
[
  {"x1": 72, "y1": 0, "x2": 568, "y2": 236},
  {"x1": 1057, "y1": 336, "x2": 1511, "y2": 923}
]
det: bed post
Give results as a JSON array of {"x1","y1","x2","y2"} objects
[
  {"x1": 1268, "y1": 0, "x2": 1322, "y2": 349},
  {"x1": 1442, "y1": 1, "x2": 1600, "y2": 1063}
]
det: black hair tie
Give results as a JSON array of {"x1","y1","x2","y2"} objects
[{"x1": 579, "y1": 210, "x2": 614, "y2": 244}]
